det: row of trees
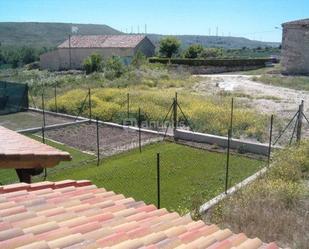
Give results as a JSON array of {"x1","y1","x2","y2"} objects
[
  {"x1": 158, "y1": 37, "x2": 223, "y2": 59},
  {"x1": 0, "y1": 45, "x2": 50, "y2": 68}
]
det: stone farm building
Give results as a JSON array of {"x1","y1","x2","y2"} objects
[
  {"x1": 40, "y1": 35, "x2": 155, "y2": 71},
  {"x1": 281, "y1": 18, "x2": 309, "y2": 75}
]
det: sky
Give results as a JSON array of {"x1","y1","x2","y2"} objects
[{"x1": 0, "y1": 0, "x2": 308, "y2": 42}]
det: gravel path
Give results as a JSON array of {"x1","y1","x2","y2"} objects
[
  {"x1": 194, "y1": 74, "x2": 309, "y2": 141},
  {"x1": 195, "y1": 74, "x2": 309, "y2": 117}
]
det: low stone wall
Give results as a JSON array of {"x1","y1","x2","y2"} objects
[{"x1": 174, "y1": 129, "x2": 279, "y2": 156}]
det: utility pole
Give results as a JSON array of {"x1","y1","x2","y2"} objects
[
  {"x1": 69, "y1": 35, "x2": 72, "y2": 69},
  {"x1": 145, "y1": 24, "x2": 147, "y2": 34},
  {"x1": 216, "y1": 26, "x2": 218, "y2": 36}
]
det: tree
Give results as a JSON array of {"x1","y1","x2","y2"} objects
[
  {"x1": 200, "y1": 48, "x2": 223, "y2": 58},
  {"x1": 159, "y1": 37, "x2": 181, "y2": 58},
  {"x1": 184, "y1": 44, "x2": 204, "y2": 58},
  {"x1": 131, "y1": 50, "x2": 147, "y2": 68},
  {"x1": 83, "y1": 53, "x2": 103, "y2": 74},
  {"x1": 20, "y1": 47, "x2": 36, "y2": 64},
  {"x1": 104, "y1": 56, "x2": 125, "y2": 79}
]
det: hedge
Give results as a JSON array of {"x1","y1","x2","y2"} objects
[{"x1": 148, "y1": 57, "x2": 272, "y2": 67}]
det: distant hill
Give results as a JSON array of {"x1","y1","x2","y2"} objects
[
  {"x1": 0, "y1": 22, "x2": 121, "y2": 47},
  {"x1": 0, "y1": 22, "x2": 279, "y2": 49},
  {"x1": 147, "y1": 34, "x2": 280, "y2": 49}
]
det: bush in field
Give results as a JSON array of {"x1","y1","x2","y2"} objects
[
  {"x1": 159, "y1": 37, "x2": 181, "y2": 58},
  {"x1": 83, "y1": 53, "x2": 103, "y2": 74},
  {"x1": 184, "y1": 44, "x2": 204, "y2": 59},
  {"x1": 200, "y1": 48, "x2": 223, "y2": 58},
  {"x1": 104, "y1": 56, "x2": 125, "y2": 80},
  {"x1": 131, "y1": 50, "x2": 147, "y2": 68}
]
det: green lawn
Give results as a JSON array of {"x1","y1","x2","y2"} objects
[
  {"x1": 41, "y1": 141, "x2": 264, "y2": 212},
  {"x1": 0, "y1": 135, "x2": 263, "y2": 212}
]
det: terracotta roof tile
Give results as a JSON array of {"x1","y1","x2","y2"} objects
[
  {"x1": 58, "y1": 35, "x2": 147, "y2": 48},
  {"x1": 0, "y1": 180, "x2": 278, "y2": 248}
]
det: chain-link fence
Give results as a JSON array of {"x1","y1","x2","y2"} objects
[{"x1": 3, "y1": 85, "x2": 309, "y2": 212}]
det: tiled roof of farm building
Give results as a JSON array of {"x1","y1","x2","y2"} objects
[
  {"x1": 58, "y1": 35, "x2": 147, "y2": 48},
  {"x1": 0, "y1": 180, "x2": 278, "y2": 249},
  {"x1": 282, "y1": 18, "x2": 309, "y2": 26}
]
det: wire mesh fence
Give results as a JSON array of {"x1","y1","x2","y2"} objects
[{"x1": 3, "y1": 84, "x2": 309, "y2": 212}]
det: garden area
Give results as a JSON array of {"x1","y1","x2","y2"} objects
[
  {"x1": 0, "y1": 64, "x2": 270, "y2": 143},
  {"x1": 0, "y1": 136, "x2": 264, "y2": 212}
]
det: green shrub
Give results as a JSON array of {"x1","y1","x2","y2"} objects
[
  {"x1": 131, "y1": 50, "x2": 147, "y2": 68},
  {"x1": 104, "y1": 56, "x2": 125, "y2": 80},
  {"x1": 200, "y1": 48, "x2": 223, "y2": 59},
  {"x1": 184, "y1": 44, "x2": 204, "y2": 59},
  {"x1": 83, "y1": 53, "x2": 103, "y2": 74}
]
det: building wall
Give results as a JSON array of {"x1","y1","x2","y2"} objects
[
  {"x1": 40, "y1": 47, "x2": 135, "y2": 70},
  {"x1": 134, "y1": 37, "x2": 156, "y2": 57},
  {"x1": 40, "y1": 37, "x2": 155, "y2": 71},
  {"x1": 281, "y1": 24, "x2": 309, "y2": 75}
]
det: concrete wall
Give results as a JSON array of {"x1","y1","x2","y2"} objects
[
  {"x1": 281, "y1": 23, "x2": 309, "y2": 75},
  {"x1": 174, "y1": 129, "x2": 278, "y2": 156},
  {"x1": 40, "y1": 37, "x2": 155, "y2": 70},
  {"x1": 40, "y1": 47, "x2": 134, "y2": 71}
]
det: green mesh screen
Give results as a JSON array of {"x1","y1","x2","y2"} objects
[{"x1": 0, "y1": 81, "x2": 28, "y2": 115}]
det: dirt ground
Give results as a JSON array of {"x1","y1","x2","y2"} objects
[
  {"x1": 0, "y1": 111, "x2": 74, "y2": 131},
  {"x1": 194, "y1": 74, "x2": 309, "y2": 140},
  {"x1": 39, "y1": 123, "x2": 162, "y2": 157}
]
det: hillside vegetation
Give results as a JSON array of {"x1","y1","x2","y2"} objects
[
  {"x1": 0, "y1": 22, "x2": 279, "y2": 49},
  {"x1": 0, "y1": 22, "x2": 121, "y2": 47}
]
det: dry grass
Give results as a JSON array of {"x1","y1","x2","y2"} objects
[{"x1": 203, "y1": 141, "x2": 309, "y2": 248}]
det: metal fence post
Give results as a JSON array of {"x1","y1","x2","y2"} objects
[
  {"x1": 157, "y1": 153, "x2": 161, "y2": 209},
  {"x1": 41, "y1": 93, "x2": 46, "y2": 127},
  {"x1": 96, "y1": 117, "x2": 100, "y2": 166},
  {"x1": 138, "y1": 107, "x2": 142, "y2": 153},
  {"x1": 127, "y1": 93, "x2": 130, "y2": 119},
  {"x1": 42, "y1": 125, "x2": 47, "y2": 181},
  {"x1": 42, "y1": 126, "x2": 45, "y2": 144},
  {"x1": 230, "y1": 98, "x2": 234, "y2": 131},
  {"x1": 225, "y1": 128, "x2": 231, "y2": 194},
  {"x1": 54, "y1": 83, "x2": 58, "y2": 113},
  {"x1": 88, "y1": 88, "x2": 92, "y2": 122},
  {"x1": 268, "y1": 115, "x2": 274, "y2": 166},
  {"x1": 296, "y1": 100, "x2": 304, "y2": 143},
  {"x1": 173, "y1": 93, "x2": 178, "y2": 132}
]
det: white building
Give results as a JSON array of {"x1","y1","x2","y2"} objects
[{"x1": 40, "y1": 35, "x2": 155, "y2": 71}]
